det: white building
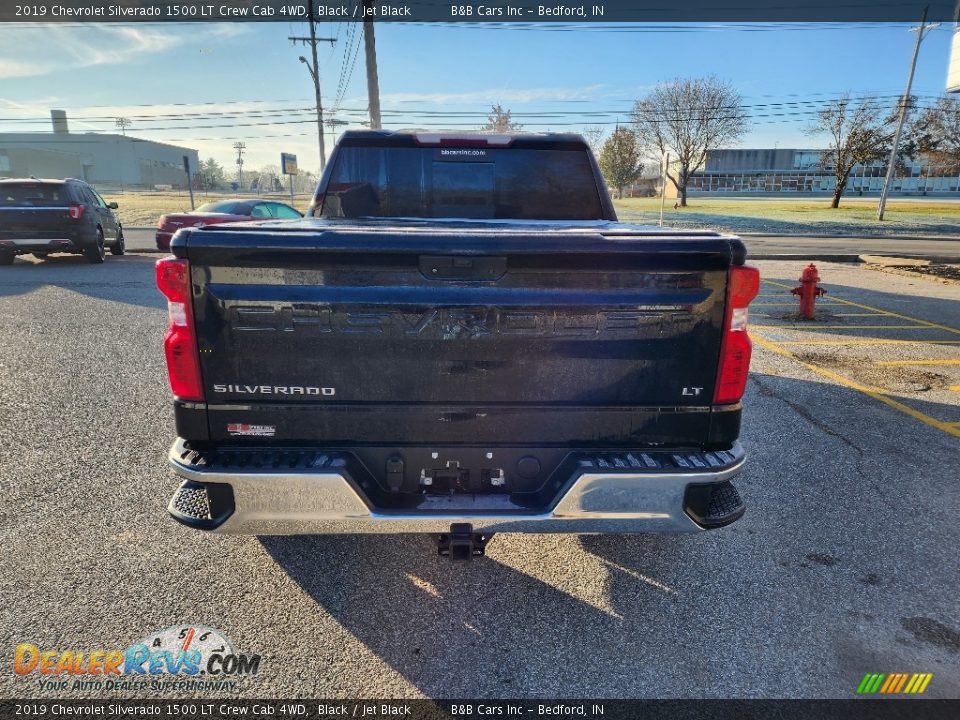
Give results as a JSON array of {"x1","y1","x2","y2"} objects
[{"x1": 0, "y1": 111, "x2": 199, "y2": 190}]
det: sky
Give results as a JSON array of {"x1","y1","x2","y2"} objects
[{"x1": 0, "y1": 21, "x2": 956, "y2": 174}]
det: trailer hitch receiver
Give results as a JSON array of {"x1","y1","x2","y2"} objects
[{"x1": 438, "y1": 523, "x2": 494, "y2": 560}]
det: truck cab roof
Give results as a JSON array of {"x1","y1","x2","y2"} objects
[{"x1": 336, "y1": 129, "x2": 590, "y2": 149}]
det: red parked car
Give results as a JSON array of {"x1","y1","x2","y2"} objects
[{"x1": 155, "y1": 199, "x2": 302, "y2": 250}]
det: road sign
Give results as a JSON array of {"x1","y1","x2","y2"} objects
[{"x1": 281, "y1": 153, "x2": 298, "y2": 175}]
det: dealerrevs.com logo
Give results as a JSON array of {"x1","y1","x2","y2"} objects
[{"x1": 14, "y1": 625, "x2": 261, "y2": 692}]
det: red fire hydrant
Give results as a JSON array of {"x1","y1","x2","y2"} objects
[{"x1": 791, "y1": 263, "x2": 826, "y2": 319}]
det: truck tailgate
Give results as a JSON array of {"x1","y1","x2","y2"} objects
[{"x1": 178, "y1": 221, "x2": 741, "y2": 447}]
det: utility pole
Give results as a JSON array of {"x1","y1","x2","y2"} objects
[
  {"x1": 290, "y1": 1, "x2": 336, "y2": 170},
  {"x1": 233, "y1": 142, "x2": 246, "y2": 190},
  {"x1": 877, "y1": 6, "x2": 939, "y2": 220},
  {"x1": 363, "y1": 0, "x2": 382, "y2": 129},
  {"x1": 115, "y1": 118, "x2": 131, "y2": 193}
]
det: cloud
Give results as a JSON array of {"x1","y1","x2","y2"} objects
[
  {"x1": 0, "y1": 25, "x2": 184, "y2": 79},
  {"x1": 0, "y1": 59, "x2": 46, "y2": 79}
]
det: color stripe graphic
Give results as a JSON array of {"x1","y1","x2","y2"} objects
[{"x1": 857, "y1": 672, "x2": 933, "y2": 694}]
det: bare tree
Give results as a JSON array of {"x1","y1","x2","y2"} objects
[
  {"x1": 910, "y1": 96, "x2": 960, "y2": 175},
  {"x1": 632, "y1": 77, "x2": 746, "y2": 207},
  {"x1": 598, "y1": 128, "x2": 643, "y2": 199},
  {"x1": 807, "y1": 95, "x2": 894, "y2": 208},
  {"x1": 582, "y1": 126, "x2": 606, "y2": 155},
  {"x1": 483, "y1": 104, "x2": 522, "y2": 132},
  {"x1": 294, "y1": 169, "x2": 319, "y2": 195},
  {"x1": 254, "y1": 165, "x2": 285, "y2": 193}
]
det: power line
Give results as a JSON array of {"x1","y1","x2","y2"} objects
[
  {"x1": 0, "y1": 93, "x2": 943, "y2": 124},
  {"x1": 288, "y1": 0, "x2": 337, "y2": 169}
]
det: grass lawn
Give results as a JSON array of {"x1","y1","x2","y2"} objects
[
  {"x1": 101, "y1": 190, "x2": 314, "y2": 227},
  {"x1": 613, "y1": 197, "x2": 960, "y2": 236},
  {"x1": 102, "y1": 189, "x2": 959, "y2": 237}
]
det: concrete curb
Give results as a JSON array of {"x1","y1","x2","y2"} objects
[
  {"x1": 749, "y1": 254, "x2": 863, "y2": 263},
  {"x1": 125, "y1": 225, "x2": 959, "y2": 242},
  {"x1": 127, "y1": 247, "x2": 960, "y2": 264},
  {"x1": 750, "y1": 253, "x2": 960, "y2": 263},
  {"x1": 739, "y1": 232, "x2": 960, "y2": 242},
  {"x1": 128, "y1": 250, "x2": 960, "y2": 264}
]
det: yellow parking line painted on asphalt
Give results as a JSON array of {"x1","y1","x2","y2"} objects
[
  {"x1": 751, "y1": 302, "x2": 845, "y2": 307},
  {"x1": 757, "y1": 338, "x2": 960, "y2": 346},
  {"x1": 876, "y1": 359, "x2": 960, "y2": 366},
  {"x1": 831, "y1": 312, "x2": 895, "y2": 317},
  {"x1": 756, "y1": 325, "x2": 932, "y2": 330},
  {"x1": 752, "y1": 334, "x2": 960, "y2": 439},
  {"x1": 762, "y1": 279, "x2": 960, "y2": 335},
  {"x1": 950, "y1": 386, "x2": 960, "y2": 392},
  {"x1": 755, "y1": 311, "x2": 895, "y2": 318}
]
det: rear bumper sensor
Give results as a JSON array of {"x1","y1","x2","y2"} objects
[{"x1": 166, "y1": 439, "x2": 746, "y2": 535}]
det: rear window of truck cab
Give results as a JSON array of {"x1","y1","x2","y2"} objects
[{"x1": 320, "y1": 145, "x2": 604, "y2": 220}]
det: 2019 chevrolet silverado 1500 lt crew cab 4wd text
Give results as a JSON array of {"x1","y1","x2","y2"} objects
[{"x1": 159, "y1": 130, "x2": 759, "y2": 557}]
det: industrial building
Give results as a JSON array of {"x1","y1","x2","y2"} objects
[
  {"x1": 0, "y1": 110, "x2": 199, "y2": 190},
  {"x1": 683, "y1": 148, "x2": 960, "y2": 196}
]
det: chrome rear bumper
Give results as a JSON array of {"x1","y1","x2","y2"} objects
[{"x1": 167, "y1": 439, "x2": 746, "y2": 534}]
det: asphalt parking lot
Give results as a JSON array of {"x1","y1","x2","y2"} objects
[{"x1": 0, "y1": 255, "x2": 957, "y2": 700}]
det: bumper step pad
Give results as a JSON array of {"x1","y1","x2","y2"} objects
[
  {"x1": 167, "y1": 480, "x2": 235, "y2": 530},
  {"x1": 683, "y1": 480, "x2": 745, "y2": 528}
]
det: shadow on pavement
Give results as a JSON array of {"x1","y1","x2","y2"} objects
[
  {"x1": 250, "y1": 275, "x2": 959, "y2": 697},
  {"x1": 0, "y1": 253, "x2": 163, "y2": 309},
  {"x1": 258, "y1": 532, "x2": 693, "y2": 697},
  {"x1": 257, "y1": 364, "x2": 960, "y2": 698}
]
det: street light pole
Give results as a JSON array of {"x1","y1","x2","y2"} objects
[
  {"x1": 877, "y1": 7, "x2": 939, "y2": 220},
  {"x1": 290, "y1": 2, "x2": 336, "y2": 171},
  {"x1": 299, "y1": 57, "x2": 325, "y2": 168}
]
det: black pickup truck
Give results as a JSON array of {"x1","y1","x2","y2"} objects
[{"x1": 159, "y1": 130, "x2": 759, "y2": 556}]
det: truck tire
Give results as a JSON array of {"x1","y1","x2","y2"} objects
[
  {"x1": 110, "y1": 227, "x2": 126, "y2": 256},
  {"x1": 84, "y1": 229, "x2": 106, "y2": 264}
]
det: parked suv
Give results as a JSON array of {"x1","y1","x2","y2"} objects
[{"x1": 0, "y1": 177, "x2": 125, "y2": 264}]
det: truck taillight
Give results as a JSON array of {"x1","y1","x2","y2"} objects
[
  {"x1": 68, "y1": 204, "x2": 86, "y2": 220},
  {"x1": 156, "y1": 257, "x2": 204, "y2": 402},
  {"x1": 714, "y1": 265, "x2": 760, "y2": 405}
]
